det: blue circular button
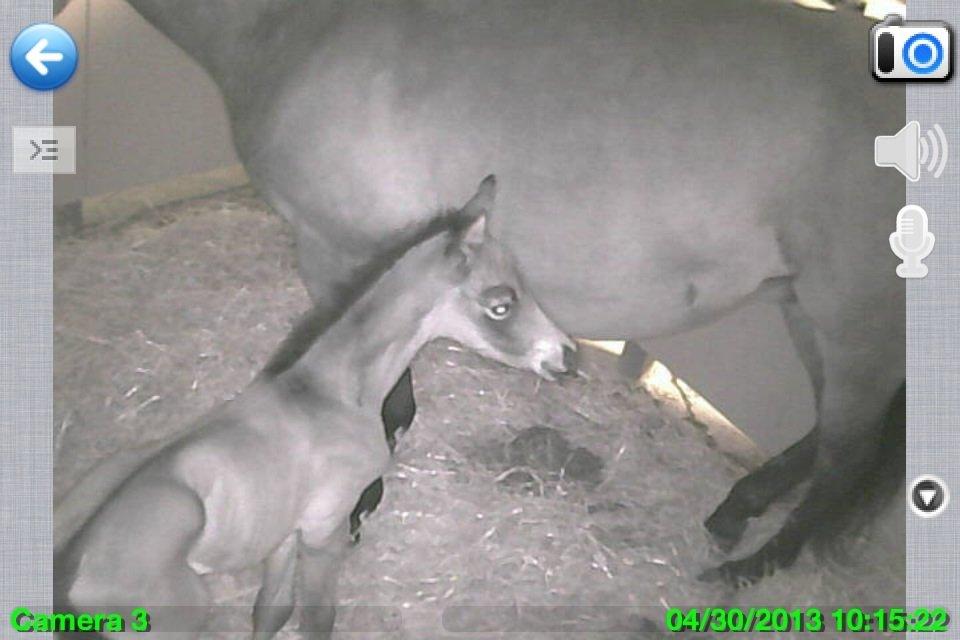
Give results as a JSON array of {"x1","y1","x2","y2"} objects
[
  {"x1": 902, "y1": 32, "x2": 943, "y2": 75},
  {"x1": 10, "y1": 23, "x2": 78, "y2": 91}
]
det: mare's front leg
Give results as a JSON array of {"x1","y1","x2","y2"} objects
[
  {"x1": 297, "y1": 523, "x2": 352, "y2": 638},
  {"x1": 704, "y1": 429, "x2": 817, "y2": 551},
  {"x1": 701, "y1": 301, "x2": 904, "y2": 586}
]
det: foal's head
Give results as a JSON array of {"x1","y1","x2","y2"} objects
[{"x1": 428, "y1": 175, "x2": 575, "y2": 380}]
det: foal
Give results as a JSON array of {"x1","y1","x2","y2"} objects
[{"x1": 55, "y1": 176, "x2": 574, "y2": 638}]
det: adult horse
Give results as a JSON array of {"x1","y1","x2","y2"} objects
[{"x1": 115, "y1": 0, "x2": 904, "y2": 583}]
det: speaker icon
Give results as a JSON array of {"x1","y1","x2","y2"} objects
[{"x1": 875, "y1": 121, "x2": 949, "y2": 181}]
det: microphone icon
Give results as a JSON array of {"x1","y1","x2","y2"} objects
[{"x1": 890, "y1": 205, "x2": 935, "y2": 278}]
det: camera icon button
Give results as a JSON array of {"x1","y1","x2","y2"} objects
[{"x1": 871, "y1": 17, "x2": 952, "y2": 82}]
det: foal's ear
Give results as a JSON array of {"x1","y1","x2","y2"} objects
[{"x1": 459, "y1": 174, "x2": 496, "y2": 247}]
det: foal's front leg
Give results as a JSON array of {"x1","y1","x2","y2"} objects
[
  {"x1": 297, "y1": 523, "x2": 351, "y2": 638},
  {"x1": 253, "y1": 532, "x2": 299, "y2": 639}
]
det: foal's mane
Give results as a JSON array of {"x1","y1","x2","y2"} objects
[{"x1": 259, "y1": 207, "x2": 472, "y2": 378}]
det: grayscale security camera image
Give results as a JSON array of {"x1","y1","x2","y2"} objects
[{"x1": 49, "y1": 0, "x2": 915, "y2": 637}]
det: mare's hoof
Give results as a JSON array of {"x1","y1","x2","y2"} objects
[
  {"x1": 698, "y1": 539, "x2": 800, "y2": 587},
  {"x1": 703, "y1": 508, "x2": 749, "y2": 553},
  {"x1": 697, "y1": 556, "x2": 765, "y2": 588}
]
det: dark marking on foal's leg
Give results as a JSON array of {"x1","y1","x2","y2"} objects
[
  {"x1": 704, "y1": 429, "x2": 817, "y2": 551},
  {"x1": 350, "y1": 478, "x2": 384, "y2": 543},
  {"x1": 349, "y1": 369, "x2": 417, "y2": 542},
  {"x1": 382, "y1": 368, "x2": 417, "y2": 449}
]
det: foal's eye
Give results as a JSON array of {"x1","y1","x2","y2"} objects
[
  {"x1": 481, "y1": 285, "x2": 517, "y2": 320},
  {"x1": 486, "y1": 302, "x2": 512, "y2": 320}
]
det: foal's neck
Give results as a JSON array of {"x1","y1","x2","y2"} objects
[{"x1": 284, "y1": 237, "x2": 451, "y2": 412}]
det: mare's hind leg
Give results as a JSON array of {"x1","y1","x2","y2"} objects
[
  {"x1": 704, "y1": 299, "x2": 823, "y2": 550},
  {"x1": 253, "y1": 532, "x2": 299, "y2": 639},
  {"x1": 297, "y1": 523, "x2": 351, "y2": 638},
  {"x1": 701, "y1": 301, "x2": 904, "y2": 586},
  {"x1": 60, "y1": 479, "x2": 211, "y2": 638}
]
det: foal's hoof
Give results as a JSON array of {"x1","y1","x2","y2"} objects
[{"x1": 703, "y1": 509, "x2": 748, "y2": 553}]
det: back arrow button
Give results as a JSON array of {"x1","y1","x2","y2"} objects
[
  {"x1": 25, "y1": 38, "x2": 65, "y2": 76},
  {"x1": 10, "y1": 24, "x2": 78, "y2": 91}
]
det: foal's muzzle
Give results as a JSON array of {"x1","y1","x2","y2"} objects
[{"x1": 536, "y1": 341, "x2": 579, "y2": 380}]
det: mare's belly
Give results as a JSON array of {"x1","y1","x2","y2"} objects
[
  {"x1": 516, "y1": 233, "x2": 790, "y2": 340},
  {"x1": 246, "y1": 0, "x2": 827, "y2": 336}
]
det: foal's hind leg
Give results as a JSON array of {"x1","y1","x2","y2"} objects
[
  {"x1": 62, "y1": 479, "x2": 211, "y2": 638},
  {"x1": 701, "y1": 303, "x2": 904, "y2": 585},
  {"x1": 704, "y1": 300, "x2": 822, "y2": 550},
  {"x1": 253, "y1": 532, "x2": 299, "y2": 639}
]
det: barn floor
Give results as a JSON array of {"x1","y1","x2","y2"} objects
[{"x1": 54, "y1": 188, "x2": 904, "y2": 639}]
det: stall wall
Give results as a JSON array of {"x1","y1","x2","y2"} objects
[{"x1": 54, "y1": 0, "x2": 237, "y2": 207}]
